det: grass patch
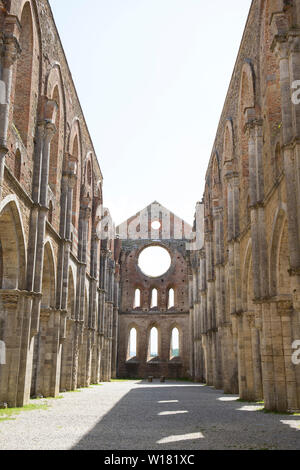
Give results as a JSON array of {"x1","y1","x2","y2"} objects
[
  {"x1": 32, "y1": 396, "x2": 63, "y2": 400},
  {"x1": 237, "y1": 398, "x2": 264, "y2": 404},
  {"x1": 259, "y1": 408, "x2": 294, "y2": 415},
  {"x1": 0, "y1": 403, "x2": 49, "y2": 422}
]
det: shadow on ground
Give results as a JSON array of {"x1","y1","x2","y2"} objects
[{"x1": 72, "y1": 381, "x2": 300, "y2": 450}]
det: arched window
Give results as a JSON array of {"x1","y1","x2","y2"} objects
[
  {"x1": 49, "y1": 85, "x2": 61, "y2": 192},
  {"x1": 149, "y1": 327, "x2": 158, "y2": 358},
  {"x1": 14, "y1": 150, "x2": 21, "y2": 181},
  {"x1": 151, "y1": 288, "x2": 158, "y2": 308},
  {"x1": 171, "y1": 328, "x2": 179, "y2": 358},
  {"x1": 168, "y1": 288, "x2": 175, "y2": 309},
  {"x1": 48, "y1": 200, "x2": 53, "y2": 225},
  {"x1": 71, "y1": 134, "x2": 79, "y2": 227},
  {"x1": 87, "y1": 160, "x2": 92, "y2": 186},
  {"x1": 13, "y1": 3, "x2": 34, "y2": 146},
  {"x1": 70, "y1": 232, "x2": 74, "y2": 252},
  {"x1": 129, "y1": 328, "x2": 137, "y2": 358},
  {"x1": 275, "y1": 142, "x2": 284, "y2": 179},
  {"x1": 134, "y1": 288, "x2": 141, "y2": 308}
]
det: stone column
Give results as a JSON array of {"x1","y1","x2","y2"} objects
[{"x1": 0, "y1": 290, "x2": 34, "y2": 407}]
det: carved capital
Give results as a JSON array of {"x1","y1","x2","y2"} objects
[
  {"x1": 2, "y1": 34, "x2": 21, "y2": 68},
  {"x1": 0, "y1": 289, "x2": 20, "y2": 309},
  {"x1": 270, "y1": 12, "x2": 289, "y2": 52}
]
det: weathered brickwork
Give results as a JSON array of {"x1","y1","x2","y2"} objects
[
  {"x1": 117, "y1": 203, "x2": 192, "y2": 379},
  {"x1": 0, "y1": 0, "x2": 119, "y2": 407},
  {"x1": 189, "y1": 0, "x2": 300, "y2": 412}
]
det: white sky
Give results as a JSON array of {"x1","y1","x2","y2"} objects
[{"x1": 49, "y1": 0, "x2": 252, "y2": 226}]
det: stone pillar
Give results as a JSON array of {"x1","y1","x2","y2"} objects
[
  {"x1": 0, "y1": 290, "x2": 34, "y2": 407},
  {"x1": 33, "y1": 308, "x2": 63, "y2": 398}
]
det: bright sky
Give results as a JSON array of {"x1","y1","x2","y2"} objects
[{"x1": 49, "y1": 0, "x2": 252, "y2": 226}]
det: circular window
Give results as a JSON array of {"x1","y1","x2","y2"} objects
[
  {"x1": 151, "y1": 220, "x2": 161, "y2": 230},
  {"x1": 138, "y1": 246, "x2": 171, "y2": 278}
]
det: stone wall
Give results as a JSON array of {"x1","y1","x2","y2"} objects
[
  {"x1": 117, "y1": 203, "x2": 191, "y2": 379},
  {"x1": 189, "y1": 0, "x2": 300, "y2": 412},
  {"x1": 0, "y1": 0, "x2": 119, "y2": 407}
]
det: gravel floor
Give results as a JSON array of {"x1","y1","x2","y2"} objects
[{"x1": 0, "y1": 380, "x2": 299, "y2": 450}]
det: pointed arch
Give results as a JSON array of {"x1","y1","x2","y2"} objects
[
  {"x1": 127, "y1": 325, "x2": 138, "y2": 359},
  {"x1": 168, "y1": 287, "x2": 175, "y2": 309},
  {"x1": 211, "y1": 152, "x2": 222, "y2": 203},
  {"x1": 223, "y1": 119, "x2": 234, "y2": 164},
  {"x1": 170, "y1": 326, "x2": 180, "y2": 358},
  {"x1": 242, "y1": 239, "x2": 254, "y2": 312},
  {"x1": 133, "y1": 288, "x2": 141, "y2": 309},
  {"x1": 149, "y1": 326, "x2": 159, "y2": 359},
  {"x1": 68, "y1": 119, "x2": 82, "y2": 229},
  {"x1": 13, "y1": 2, "x2": 33, "y2": 145},
  {"x1": 150, "y1": 288, "x2": 158, "y2": 308},
  {"x1": 13, "y1": 1, "x2": 41, "y2": 149},
  {"x1": 45, "y1": 65, "x2": 66, "y2": 195},
  {"x1": 238, "y1": 61, "x2": 256, "y2": 227},
  {"x1": 0, "y1": 195, "x2": 26, "y2": 290}
]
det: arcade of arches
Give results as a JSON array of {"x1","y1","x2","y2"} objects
[{"x1": 0, "y1": 0, "x2": 300, "y2": 413}]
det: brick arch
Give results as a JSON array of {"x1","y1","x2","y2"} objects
[
  {"x1": 269, "y1": 205, "x2": 289, "y2": 297},
  {"x1": 259, "y1": 0, "x2": 283, "y2": 193},
  {"x1": 147, "y1": 322, "x2": 161, "y2": 360},
  {"x1": 127, "y1": 323, "x2": 139, "y2": 359},
  {"x1": 242, "y1": 238, "x2": 254, "y2": 312},
  {"x1": 45, "y1": 65, "x2": 66, "y2": 196},
  {"x1": 223, "y1": 119, "x2": 234, "y2": 164},
  {"x1": 168, "y1": 323, "x2": 182, "y2": 358},
  {"x1": 239, "y1": 62, "x2": 255, "y2": 114},
  {"x1": 167, "y1": 286, "x2": 175, "y2": 309},
  {"x1": 12, "y1": 1, "x2": 41, "y2": 150},
  {"x1": 68, "y1": 119, "x2": 82, "y2": 229},
  {"x1": 211, "y1": 152, "x2": 222, "y2": 204},
  {"x1": 84, "y1": 153, "x2": 94, "y2": 190},
  {"x1": 238, "y1": 62, "x2": 257, "y2": 229},
  {"x1": 133, "y1": 287, "x2": 142, "y2": 309},
  {"x1": 0, "y1": 196, "x2": 26, "y2": 290}
]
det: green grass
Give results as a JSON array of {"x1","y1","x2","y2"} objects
[
  {"x1": 259, "y1": 408, "x2": 300, "y2": 415},
  {"x1": 0, "y1": 403, "x2": 50, "y2": 422},
  {"x1": 237, "y1": 398, "x2": 264, "y2": 404},
  {"x1": 31, "y1": 395, "x2": 63, "y2": 400}
]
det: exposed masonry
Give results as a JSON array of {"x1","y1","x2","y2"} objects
[
  {"x1": 117, "y1": 202, "x2": 192, "y2": 379},
  {"x1": 0, "y1": 0, "x2": 300, "y2": 414},
  {"x1": 0, "y1": 0, "x2": 119, "y2": 407},
  {"x1": 189, "y1": 0, "x2": 300, "y2": 412}
]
